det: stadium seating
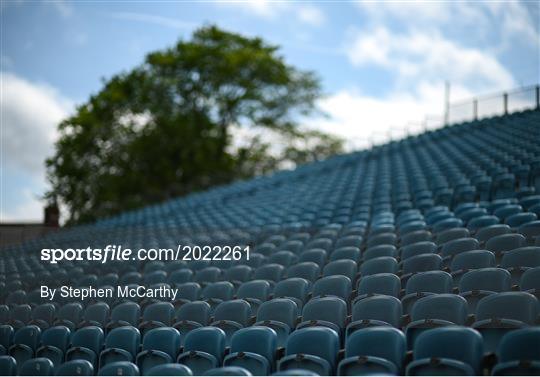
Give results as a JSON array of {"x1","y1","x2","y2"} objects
[{"x1": 1, "y1": 109, "x2": 540, "y2": 375}]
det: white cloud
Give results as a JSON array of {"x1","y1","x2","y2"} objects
[
  {"x1": 1, "y1": 72, "x2": 73, "y2": 175},
  {"x1": 109, "y1": 12, "x2": 197, "y2": 30},
  {"x1": 345, "y1": 26, "x2": 515, "y2": 94},
  {"x1": 219, "y1": 1, "x2": 325, "y2": 26}
]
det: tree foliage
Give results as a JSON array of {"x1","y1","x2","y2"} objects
[{"x1": 46, "y1": 26, "x2": 343, "y2": 224}]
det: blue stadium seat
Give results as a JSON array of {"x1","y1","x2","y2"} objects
[
  {"x1": 406, "y1": 294, "x2": 468, "y2": 349},
  {"x1": 436, "y1": 227, "x2": 470, "y2": 245},
  {"x1": 81, "y1": 302, "x2": 110, "y2": 328},
  {"x1": 518, "y1": 220, "x2": 540, "y2": 242},
  {"x1": 286, "y1": 262, "x2": 320, "y2": 283},
  {"x1": 0, "y1": 325, "x2": 14, "y2": 352},
  {"x1": 360, "y1": 256, "x2": 398, "y2": 277},
  {"x1": 278, "y1": 327, "x2": 340, "y2": 375},
  {"x1": 236, "y1": 280, "x2": 271, "y2": 314},
  {"x1": 401, "y1": 230, "x2": 432, "y2": 246},
  {"x1": 9, "y1": 325, "x2": 41, "y2": 371},
  {"x1": 223, "y1": 326, "x2": 277, "y2": 375},
  {"x1": 475, "y1": 224, "x2": 511, "y2": 244},
  {"x1": 273, "y1": 278, "x2": 310, "y2": 311},
  {"x1": 55, "y1": 303, "x2": 83, "y2": 330},
  {"x1": 136, "y1": 327, "x2": 181, "y2": 375},
  {"x1": 177, "y1": 327, "x2": 226, "y2": 375},
  {"x1": 311, "y1": 275, "x2": 352, "y2": 301},
  {"x1": 298, "y1": 249, "x2": 327, "y2": 267},
  {"x1": 30, "y1": 304, "x2": 55, "y2": 330},
  {"x1": 473, "y1": 292, "x2": 539, "y2": 354},
  {"x1": 450, "y1": 250, "x2": 496, "y2": 286},
  {"x1": 56, "y1": 359, "x2": 94, "y2": 376},
  {"x1": 269, "y1": 251, "x2": 299, "y2": 267},
  {"x1": 210, "y1": 300, "x2": 252, "y2": 346},
  {"x1": 168, "y1": 269, "x2": 194, "y2": 286},
  {"x1": 146, "y1": 363, "x2": 193, "y2": 376},
  {"x1": 106, "y1": 302, "x2": 140, "y2": 331},
  {"x1": 338, "y1": 327, "x2": 406, "y2": 375},
  {"x1": 297, "y1": 296, "x2": 347, "y2": 335},
  {"x1": 19, "y1": 357, "x2": 54, "y2": 376},
  {"x1": 98, "y1": 361, "x2": 140, "y2": 376},
  {"x1": 520, "y1": 266, "x2": 540, "y2": 299},
  {"x1": 346, "y1": 295, "x2": 402, "y2": 337},
  {"x1": 362, "y1": 245, "x2": 397, "y2": 261},
  {"x1": 173, "y1": 301, "x2": 211, "y2": 343},
  {"x1": 354, "y1": 273, "x2": 400, "y2": 303},
  {"x1": 203, "y1": 367, "x2": 252, "y2": 376},
  {"x1": 140, "y1": 302, "x2": 175, "y2": 334},
  {"x1": 36, "y1": 326, "x2": 70, "y2": 371},
  {"x1": 65, "y1": 326, "x2": 104, "y2": 368},
  {"x1": 400, "y1": 241, "x2": 437, "y2": 261},
  {"x1": 225, "y1": 265, "x2": 253, "y2": 286},
  {"x1": 0, "y1": 356, "x2": 17, "y2": 376},
  {"x1": 99, "y1": 326, "x2": 140, "y2": 366},
  {"x1": 254, "y1": 264, "x2": 284, "y2": 283},
  {"x1": 401, "y1": 271, "x2": 453, "y2": 314},
  {"x1": 501, "y1": 246, "x2": 540, "y2": 284},
  {"x1": 492, "y1": 328, "x2": 540, "y2": 375},
  {"x1": 322, "y1": 259, "x2": 357, "y2": 281},
  {"x1": 459, "y1": 267, "x2": 511, "y2": 314},
  {"x1": 255, "y1": 298, "x2": 298, "y2": 348},
  {"x1": 330, "y1": 247, "x2": 361, "y2": 262},
  {"x1": 406, "y1": 327, "x2": 484, "y2": 375}
]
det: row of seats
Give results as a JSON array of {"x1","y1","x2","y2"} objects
[{"x1": 1, "y1": 326, "x2": 538, "y2": 375}]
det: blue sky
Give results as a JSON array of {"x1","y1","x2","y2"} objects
[{"x1": 1, "y1": 0, "x2": 539, "y2": 222}]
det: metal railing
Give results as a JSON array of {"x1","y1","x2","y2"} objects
[{"x1": 346, "y1": 84, "x2": 540, "y2": 150}]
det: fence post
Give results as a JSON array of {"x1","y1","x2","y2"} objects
[
  {"x1": 536, "y1": 85, "x2": 539, "y2": 110},
  {"x1": 503, "y1": 93, "x2": 508, "y2": 115},
  {"x1": 473, "y1": 99, "x2": 478, "y2": 121}
]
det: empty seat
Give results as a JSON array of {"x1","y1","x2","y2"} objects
[
  {"x1": 492, "y1": 328, "x2": 540, "y2": 375},
  {"x1": 269, "y1": 251, "x2": 299, "y2": 267},
  {"x1": 450, "y1": 250, "x2": 496, "y2": 286},
  {"x1": 30, "y1": 304, "x2": 55, "y2": 330},
  {"x1": 436, "y1": 227, "x2": 470, "y2": 245},
  {"x1": 501, "y1": 246, "x2": 540, "y2": 284},
  {"x1": 367, "y1": 232, "x2": 396, "y2": 247},
  {"x1": 273, "y1": 278, "x2": 309, "y2": 311},
  {"x1": 210, "y1": 300, "x2": 252, "y2": 346},
  {"x1": 254, "y1": 264, "x2": 285, "y2": 283},
  {"x1": 346, "y1": 295, "x2": 402, "y2": 336},
  {"x1": 506, "y1": 212, "x2": 538, "y2": 228},
  {"x1": 175, "y1": 283, "x2": 202, "y2": 303},
  {"x1": 173, "y1": 301, "x2": 211, "y2": 343},
  {"x1": 144, "y1": 270, "x2": 168, "y2": 285},
  {"x1": 440, "y1": 237, "x2": 480, "y2": 264},
  {"x1": 146, "y1": 363, "x2": 193, "y2": 376},
  {"x1": 65, "y1": 326, "x2": 104, "y2": 368},
  {"x1": 322, "y1": 259, "x2": 357, "y2": 281},
  {"x1": 297, "y1": 296, "x2": 347, "y2": 335},
  {"x1": 99, "y1": 326, "x2": 140, "y2": 366},
  {"x1": 355, "y1": 273, "x2": 400, "y2": 303},
  {"x1": 98, "y1": 361, "x2": 140, "y2": 376},
  {"x1": 473, "y1": 292, "x2": 539, "y2": 354},
  {"x1": 0, "y1": 325, "x2": 14, "y2": 353},
  {"x1": 223, "y1": 326, "x2": 277, "y2": 375},
  {"x1": 518, "y1": 220, "x2": 540, "y2": 242},
  {"x1": 406, "y1": 327, "x2": 484, "y2": 375},
  {"x1": 401, "y1": 271, "x2": 453, "y2": 314},
  {"x1": 285, "y1": 263, "x2": 320, "y2": 282},
  {"x1": 401, "y1": 230, "x2": 432, "y2": 246},
  {"x1": 278, "y1": 327, "x2": 339, "y2": 375},
  {"x1": 476, "y1": 224, "x2": 511, "y2": 244},
  {"x1": 360, "y1": 256, "x2": 398, "y2": 277},
  {"x1": 56, "y1": 359, "x2": 94, "y2": 376},
  {"x1": 0, "y1": 356, "x2": 17, "y2": 376},
  {"x1": 330, "y1": 247, "x2": 361, "y2": 262},
  {"x1": 177, "y1": 327, "x2": 226, "y2": 375},
  {"x1": 312, "y1": 275, "x2": 352, "y2": 301},
  {"x1": 36, "y1": 326, "x2": 70, "y2": 370},
  {"x1": 106, "y1": 302, "x2": 140, "y2": 331},
  {"x1": 55, "y1": 303, "x2": 83, "y2": 330},
  {"x1": 236, "y1": 280, "x2": 271, "y2": 314},
  {"x1": 9, "y1": 304, "x2": 31, "y2": 329},
  {"x1": 362, "y1": 245, "x2": 397, "y2": 261},
  {"x1": 486, "y1": 233, "x2": 527, "y2": 259},
  {"x1": 204, "y1": 366, "x2": 251, "y2": 376},
  {"x1": 254, "y1": 299, "x2": 298, "y2": 348},
  {"x1": 406, "y1": 294, "x2": 468, "y2": 349},
  {"x1": 168, "y1": 269, "x2": 194, "y2": 286},
  {"x1": 136, "y1": 327, "x2": 181, "y2": 375},
  {"x1": 298, "y1": 249, "x2": 327, "y2": 267},
  {"x1": 520, "y1": 266, "x2": 540, "y2": 299},
  {"x1": 459, "y1": 268, "x2": 511, "y2": 314},
  {"x1": 225, "y1": 265, "x2": 252, "y2": 286},
  {"x1": 400, "y1": 241, "x2": 437, "y2": 260},
  {"x1": 467, "y1": 215, "x2": 499, "y2": 232},
  {"x1": 19, "y1": 357, "x2": 54, "y2": 376},
  {"x1": 338, "y1": 327, "x2": 406, "y2": 376},
  {"x1": 202, "y1": 282, "x2": 235, "y2": 306},
  {"x1": 400, "y1": 253, "x2": 443, "y2": 281},
  {"x1": 335, "y1": 235, "x2": 362, "y2": 249},
  {"x1": 9, "y1": 325, "x2": 41, "y2": 370},
  {"x1": 81, "y1": 302, "x2": 110, "y2": 328},
  {"x1": 195, "y1": 267, "x2": 222, "y2": 285},
  {"x1": 140, "y1": 302, "x2": 174, "y2": 334}
]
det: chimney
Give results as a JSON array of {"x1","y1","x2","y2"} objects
[{"x1": 44, "y1": 203, "x2": 60, "y2": 227}]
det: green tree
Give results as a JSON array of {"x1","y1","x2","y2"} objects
[{"x1": 46, "y1": 25, "x2": 343, "y2": 224}]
